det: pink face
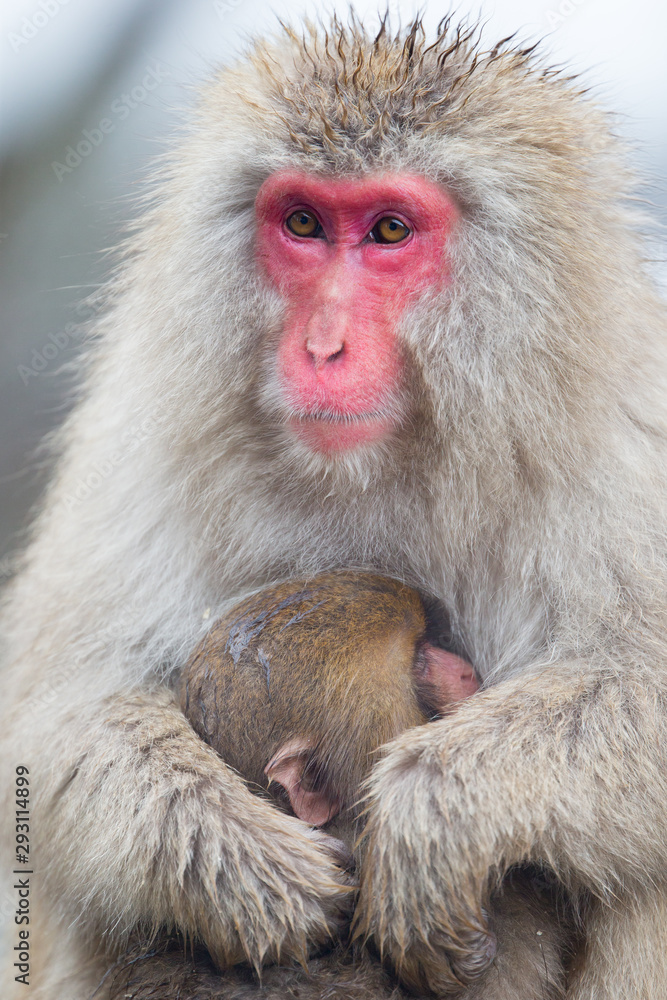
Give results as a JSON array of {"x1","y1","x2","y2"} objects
[{"x1": 255, "y1": 171, "x2": 458, "y2": 455}]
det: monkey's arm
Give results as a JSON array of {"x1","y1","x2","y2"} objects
[
  {"x1": 355, "y1": 660, "x2": 667, "y2": 994},
  {"x1": 37, "y1": 686, "x2": 352, "y2": 970}
]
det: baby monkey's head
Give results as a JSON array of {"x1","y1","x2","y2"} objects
[{"x1": 181, "y1": 572, "x2": 477, "y2": 837}]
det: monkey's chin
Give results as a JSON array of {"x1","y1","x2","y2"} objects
[{"x1": 288, "y1": 414, "x2": 394, "y2": 454}]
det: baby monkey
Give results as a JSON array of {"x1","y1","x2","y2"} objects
[
  {"x1": 184, "y1": 571, "x2": 478, "y2": 838},
  {"x1": 106, "y1": 572, "x2": 571, "y2": 1000}
]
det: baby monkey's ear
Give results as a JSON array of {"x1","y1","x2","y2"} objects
[
  {"x1": 265, "y1": 738, "x2": 341, "y2": 826},
  {"x1": 414, "y1": 643, "x2": 479, "y2": 715}
]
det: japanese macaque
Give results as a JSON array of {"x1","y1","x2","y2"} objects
[
  {"x1": 103, "y1": 571, "x2": 570, "y2": 1000},
  {"x1": 1, "y1": 11, "x2": 666, "y2": 1000},
  {"x1": 181, "y1": 572, "x2": 479, "y2": 836}
]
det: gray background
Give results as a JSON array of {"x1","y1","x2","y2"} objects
[{"x1": 1, "y1": 0, "x2": 666, "y2": 576}]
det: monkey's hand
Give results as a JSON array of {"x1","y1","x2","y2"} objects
[
  {"x1": 354, "y1": 661, "x2": 667, "y2": 995},
  {"x1": 39, "y1": 688, "x2": 354, "y2": 972}
]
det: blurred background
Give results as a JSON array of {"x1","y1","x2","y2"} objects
[{"x1": 1, "y1": 0, "x2": 666, "y2": 573}]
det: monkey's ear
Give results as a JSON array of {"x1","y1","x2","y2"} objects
[
  {"x1": 417, "y1": 644, "x2": 480, "y2": 708},
  {"x1": 265, "y1": 738, "x2": 340, "y2": 826}
]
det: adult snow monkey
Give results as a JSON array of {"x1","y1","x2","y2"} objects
[{"x1": 1, "y1": 13, "x2": 666, "y2": 1000}]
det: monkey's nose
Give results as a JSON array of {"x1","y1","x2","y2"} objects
[{"x1": 305, "y1": 335, "x2": 345, "y2": 369}]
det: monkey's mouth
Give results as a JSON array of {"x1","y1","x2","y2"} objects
[{"x1": 288, "y1": 409, "x2": 396, "y2": 453}]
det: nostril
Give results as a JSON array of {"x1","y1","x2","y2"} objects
[{"x1": 305, "y1": 337, "x2": 345, "y2": 368}]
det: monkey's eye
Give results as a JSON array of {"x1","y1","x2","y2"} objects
[
  {"x1": 370, "y1": 217, "x2": 411, "y2": 244},
  {"x1": 286, "y1": 210, "x2": 322, "y2": 238}
]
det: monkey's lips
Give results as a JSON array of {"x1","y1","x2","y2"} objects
[{"x1": 288, "y1": 410, "x2": 395, "y2": 453}]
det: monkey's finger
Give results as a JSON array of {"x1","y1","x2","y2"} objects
[
  {"x1": 448, "y1": 928, "x2": 497, "y2": 983},
  {"x1": 394, "y1": 932, "x2": 497, "y2": 996},
  {"x1": 310, "y1": 829, "x2": 357, "y2": 879},
  {"x1": 424, "y1": 908, "x2": 497, "y2": 986},
  {"x1": 380, "y1": 904, "x2": 496, "y2": 994}
]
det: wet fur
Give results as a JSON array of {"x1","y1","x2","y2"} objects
[{"x1": 100, "y1": 874, "x2": 570, "y2": 1000}]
